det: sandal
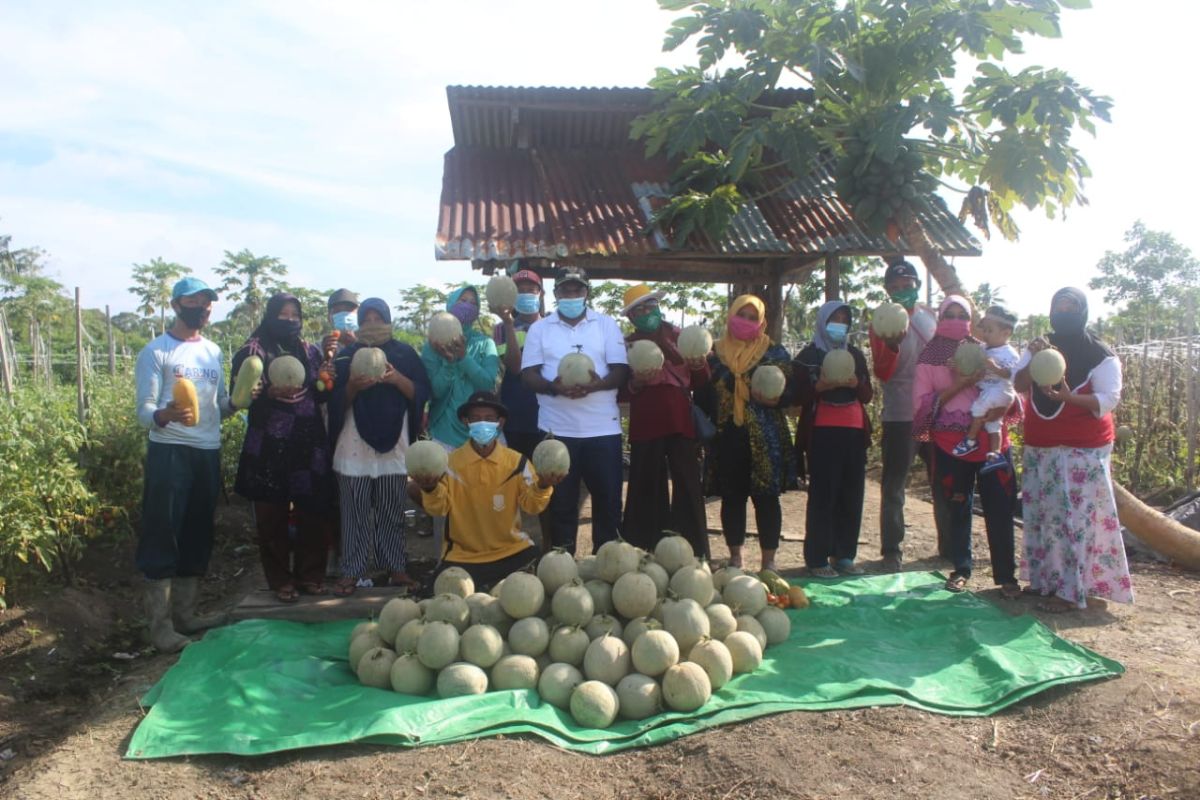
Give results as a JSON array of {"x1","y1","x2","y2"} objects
[
  {"x1": 275, "y1": 584, "x2": 300, "y2": 603},
  {"x1": 298, "y1": 581, "x2": 328, "y2": 596},
  {"x1": 834, "y1": 559, "x2": 865, "y2": 576},
  {"x1": 808, "y1": 565, "x2": 839, "y2": 578},
  {"x1": 1000, "y1": 583, "x2": 1022, "y2": 600},
  {"x1": 944, "y1": 574, "x2": 968, "y2": 593},
  {"x1": 333, "y1": 577, "x2": 358, "y2": 597}
]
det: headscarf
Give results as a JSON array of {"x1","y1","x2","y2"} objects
[
  {"x1": 356, "y1": 297, "x2": 395, "y2": 346},
  {"x1": 810, "y1": 301, "x2": 851, "y2": 353},
  {"x1": 1034, "y1": 287, "x2": 1115, "y2": 417},
  {"x1": 249, "y1": 292, "x2": 305, "y2": 358},
  {"x1": 918, "y1": 295, "x2": 977, "y2": 366},
  {"x1": 447, "y1": 284, "x2": 482, "y2": 332},
  {"x1": 714, "y1": 294, "x2": 772, "y2": 426},
  {"x1": 333, "y1": 297, "x2": 427, "y2": 453}
]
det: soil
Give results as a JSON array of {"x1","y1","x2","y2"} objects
[{"x1": 1, "y1": 476, "x2": 1198, "y2": 800}]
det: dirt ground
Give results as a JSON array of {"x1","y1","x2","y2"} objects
[{"x1": 1, "y1": 474, "x2": 1198, "y2": 800}]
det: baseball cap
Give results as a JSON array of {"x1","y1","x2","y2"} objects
[
  {"x1": 511, "y1": 269, "x2": 543, "y2": 288},
  {"x1": 883, "y1": 260, "x2": 921, "y2": 287},
  {"x1": 327, "y1": 288, "x2": 360, "y2": 309},
  {"x1": 556, "y1": 266, "x2": 590, "y2": 289},
  {"x1": 171, "y1": 277, "x2": 218, "y2": 302}
]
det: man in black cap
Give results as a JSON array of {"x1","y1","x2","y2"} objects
[
  {"x1": 323, "y1": 288, "x2": 359, "y2": 356},
  {"x1": 409, "y1": 391, "x2": 564, "y2": 590},
  {"x1": 869, "y1": 260, "x2": 938, "y2": 571}
]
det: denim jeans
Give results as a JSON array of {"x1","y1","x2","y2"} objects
[
  {"x1": 931, "y1": 446, "x2": 1017, "y2": 584},
  {"x1": 136, "y1": 441, "x2": 221, "y2": 580}
]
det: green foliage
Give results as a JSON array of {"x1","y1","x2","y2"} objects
[
  {"x1": 634, "y1": 0, "x2": 1110, "y2": 246},
  {"x1": 214, "y1": 249, "x2": 289, "y2": 337},
  {"x1": 128, "y1": 257, "x2": 186, "y2": 334},
  {"x1": 394, "y1": 284, "x2": 448, "y2": 334},
  {"x1": 282, "y1": 283, "x2": 336, "y2": 343}
]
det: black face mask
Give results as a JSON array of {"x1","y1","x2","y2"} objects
[
  {"x1": 269, "y1": 318, "x2": 303, "y2": 342},
  {"x1": 176, "y1": 306, "x2": 208, "y2": 330},
  {"x1": 1050, "y1": 310, "x2": 1086, "y2": 337}
]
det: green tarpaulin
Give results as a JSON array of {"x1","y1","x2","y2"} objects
[{"x1": 126, "y1": 572, "x2": 1122, "y2": 758}]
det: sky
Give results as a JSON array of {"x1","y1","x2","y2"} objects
[{"x1": 1, "y1": 0, "x2": 1197, "y2": 323}]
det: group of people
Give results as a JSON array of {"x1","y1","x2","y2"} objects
[{"x1": 133, "y1": 261, "x2": 1133, "y2": 652}]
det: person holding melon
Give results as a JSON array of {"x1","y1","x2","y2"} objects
[
  {"x1": 231, "y1": 292, "x2": 335, "y2": 603},
  {"x1": 134, "y1": 277, "x2": 235, "y2": 652},
  {"x1": 793, "y1": 301, "x2": 873, "y2": 577},
  {"x1": 950, "y1": 305, "x2": 1021, "y2": 475},
  {"x1": 869, "y1": 260, "x2": 937, "y2": 572},
  {"x1": 693, "y1": 294, "x2": 794, "y2": 572},
  {"x1": 912, "y1": 296, "x2": 1021, "y2": 596},
  {"x1": 619, "y1": 283, "x2": 710, "y2": 558},
  {"x1": 327, "y1": 298, "x2": 431, "y2": 597},
  {"x1": 1013, "y1": 287, "x2": 1132, "y2": 612}
]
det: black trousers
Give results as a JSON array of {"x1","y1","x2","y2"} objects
[
  {"x1": 930, "y1": 447, "x2": 1017, "y2": 584},
  {"x1": 623, "y1": 434, "x2": 708, "y2": 559},
  {"x1": 803, "y1": 427, "x2": 867, "y2": 569},
  {"x1": 879, "y1": 420, "x2": 916, "y2": 557},
  {"x1": 436, "y1": 546, "x2": 539, "y2": 593}
]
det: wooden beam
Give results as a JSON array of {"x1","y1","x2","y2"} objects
[
  {"x1": 824, "y1": 254, "x2": 840, "y2": 301},
  {"x1": 765, "y1": 269, "x2": 784, "y2": 342}
]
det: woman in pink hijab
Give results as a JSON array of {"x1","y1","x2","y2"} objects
[{"x1": 912, "y1": 296, "x2": 1021, "y2": 596}]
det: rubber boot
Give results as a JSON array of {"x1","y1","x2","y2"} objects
[
  {"x1": 171, "y1": 576, "x2": 228, "y2": 635},
  {"x1": 144, "y1": 579, "x2": 191, "y2": 653}
]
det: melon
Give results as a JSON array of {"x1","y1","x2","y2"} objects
[
  {"x1": 756, "y1": 606, "x2": 792, "y2": 646},
  {"x1": 491, "y1": 654, "x2": 539, "y2": 691},
  {"x1": 570, "y1": 680, "x2": 620, "y2": 729},
  {"x1": 821, "y1": 349, "x2": 855, "y2": 383},
  {"x1": 427, "y1": 311, "x2": 463, "y2": 347},
  {"x1": 406, "y1": 439, "x2": 449, "y2": 481},
  {"x1": 638, "y1": 558, "x2": 670, "y2": 598},
  {"x1": 171, "y1": 377, "x2": 199, "y2": 426},
  {"x1": 551, "y1": 580, "x2": 595, "y2": 627},
  {"x1": 612, "y1": 571, "x2": 658, "y2": 620},
  {"x1": 663, "y1": 598, "x2": 710, "y2": 655},
  {"x1": 499, "y1": 571, "x2": 545, "y2": 619},
  {"x1": 585, "y1": 614, "x2": 623, "y2": 641},
  {"x1": 267, "y1": 354, "x2": 306, "y2": 389},
  {"x1": 724, "y1": 631, "x2": 763, "y2": 673},
  {"x1": 596, "y1": 539, "x2": 641, "y2": 583},
  {"x1": 1030, "y1": 348, "x2": 1067, "y2": 387},
  {"x1": 583, "y1": 635, "x2": 631, "y2": 686},
  {"x1": 231, "y1": 355, "x2": 263, "y2": 409},
  {"x1": 677, "y1": 325, "x2": 714, "y2": 360},
  {"x1": 722, "y1": 574, "x2": 769, "y2": 616},
  {"x1": 668, "y1": 563, "x2": 715, "y2": 607},
  {"x1": 653, "y1": 535, "x2": 695, "y2": 575},
  {"x1": 350, "y1": 346, "x2": 387, "y2": 379},
  {"x1": 416, "y1": 620, "x2": 460, "y2": 670},
  {"x1": 377, "y1": 597, "x2": 422, "y2": 645},
  {"x1": 437, "y1": 662, "x2": 489, "y2": 698},
  {"x1": 356, "y1": 646, "x2": 397, "y2": 689},
  {"x1": 954, "y1": 341, "x2": 987, "y2": 376},
  {"x1": 735, "y1": 615, "x2": 769, "y2": 650},
  {"x1": 621, "y1": 616, "x2": 662, "y2": 648},
  {"x1": 548, "y1": 625, "x2": 591, "y2": 667},
  {"x1": 465, "y1": 592, "x2": 493, "y2": 624},
  {"x1": 537, "y1": 549, "x2": 578, "y2": 595},
  {"x1": 704, "y1": 603, "x2": 738, "y2": 641},
  {"x1": 1116, "y1": 425, "x2": 1134, "y2": 445},
  {"x1": 557, "y1": 352, "x2": 595, "y2": 387},
  {"x1": 530, "y1": 441, "x2": 570, "y2": 483},
  {"x1": 661, "y1": 662, "x2": 712, "y2": 712},
  {"x1": 577, "y1": 555, "x2": 599, "y2": 582},
  {"x1": 508, "y1": 616, "x2": 550, "y2": 657},
  {"x1": 871, "y1": 302, "x2": 910, "y2": 338},
  {"x1": 350, "y1": 620, "x2": 379, "y2": 642},
  {"x1": 485, "y1": 274, "x2": 519, "y2": 311},
  {"x1": 583, "y1": 580, "x2": 615, "y2": 616},
  {"x1": 750, "y1": 365, "x2": 786, "y2": 401},
  {"x1": 348, "y1": 629, "x2": 385, "y2": 672},
  {"x1": 395, "y1": 618, "x2": 427, "y2": 654},
  {"x1": 477, "y1": 595, "x2": 514, "y2": 637},
  {"x1": 434, "y1": 567, "x2": 475, "y2": 599},
  {"x1": 711, "y1": 565, "x2": 744, "y2": 592},
  {"x1": 459, "y1": 623, "x2": 505, "y2": 668},
  {"x1": 389, "y1": 652, "x2": 434, "y2": 695},
  {"x1": 616, "y1": 673, "x2": 662, "y2": 720},
  {"x1": 425, "y1": 593, "x2": 470, "y2": 632},
  {"x1": 628, "y1": 339, "x2": 665, "y2": 374},
  {"x1": 630, "y1": 629, "x2": 679, "y2": 677},
  {"x1": 687, "y1": 637, "x2": 733, "y2": 689},
  {"x1": 538, "y1": 662, "x2": 584, "y2": 709}
]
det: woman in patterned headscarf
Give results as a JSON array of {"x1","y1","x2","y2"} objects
[{"x1": 694, "y1": 294, "x2": 794, "y2": 572}]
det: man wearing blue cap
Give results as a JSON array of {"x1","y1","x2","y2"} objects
[{"x1": 133, "y1": 277, "x2": 235, "y2": 652}]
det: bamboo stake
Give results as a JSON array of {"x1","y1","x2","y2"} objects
[
  {"x1": 1187, "y1": 294, "x2": 1197, "y2": 492},
  {"x1": 106, "y1": 304, "x2": 116, "y2": 375},
  {"x1": 75, "y1": 288, "x2": 85, "y2": 424},
  {"x1": 0, "y1": 308, "x2": 13, "y2": 402}
]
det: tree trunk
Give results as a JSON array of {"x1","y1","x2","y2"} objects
[
  {"x1": 1113, "y1": 482, "x2": 1200, "y2": 571},
  {"x1": 897, "y1": 211, "x2": 965, "y2": 299}
]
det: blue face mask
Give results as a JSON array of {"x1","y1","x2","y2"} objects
[
  {"x1": 467, "y1": 420, "x2": 501, "y2": 446},
  {"x1": 515, "y1": 293, "x2": 541, "y2": 315},
  {"x1": 331, "y1": 311, "x2": 358, "y2": 332},
  {"x1": 556, "y1": 297, "x2": 587, "y2": 319},
  {"x1": 826, "y1": 322, "x2": 849, "y2": 343}
]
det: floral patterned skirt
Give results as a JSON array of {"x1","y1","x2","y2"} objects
[{"x1": 1020, "y1": 444, "x2": 1133, "y2": 608}]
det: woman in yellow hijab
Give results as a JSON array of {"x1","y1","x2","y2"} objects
[{"x1": 694, "y1": 294, "x2": 795, "y2": 572}]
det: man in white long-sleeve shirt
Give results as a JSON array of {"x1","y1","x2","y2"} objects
[{"x1": 134, "y1": 277, "x2": 234, "y2": 652}]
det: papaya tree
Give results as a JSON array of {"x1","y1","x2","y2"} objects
[{"x1": 632, "y1": 0, "x2": 1111, "y2": 297}]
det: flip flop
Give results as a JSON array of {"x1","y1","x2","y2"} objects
[
  {"x1": 1000, "y1": 583, "x2": 1022, "y2": 600},
  {"x1": 944, "y1": 574, "x2": 968, "y2": 593},
  {"x1": 298, "y1": 582, "x2": 328, "y2": 596},
  {"x1": 332, "y1": 577, "x2": 358, "y2": 597},
  {"x1": 275, "y1": 585, "x2": 299, "y2": 603}
]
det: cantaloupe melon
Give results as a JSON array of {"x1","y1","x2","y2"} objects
[
  {"x1": 677, "y1": 325, "x2": 713, "y2": 359},
  {"x1": 230, "y1": 356, "x2": 263, "y2": 409},
  {"x1": 821, "y1": 349, "x2": 855, "y2": 383},
  {"x1": 486, "y1": 275, "x2": 519, "y2": 311},
  {"x1": 532, "y1": 438, "x2": 570, "y2": 478},
  {"x1": 267, "y1": 354, "x2": 306, "y2": 389},
  {"x1": 406, "y1": 440, "x2": 449, "y2": 481},
  {"x1": 428, "y1": 311, "x2": 464, "y2": 347},
  {"x1": 871, "y1": 302, "x2": 910, "y2": 338},
  {"x1": 628, "y1": 340, "x2": 665, "y2": 375},
  {"x1": 750, "y1": 365, "x2": 785, "y2": 401},
  {"x1": 557, "y1": 353, "x2": 595, "y2": 387},
  {"x1": 954, "y1": 341, "x2": 987, "y2": 376},
  {"x1": 350, "y1": 347, "x2": 387, "y2": 379},
  {"x1": 1030, "y1": 348, "x2": 1067, "y2": 387}
]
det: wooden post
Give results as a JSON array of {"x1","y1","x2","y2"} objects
[
  {"x1": 824, "y1": 254, "x2": 840, "y2": 301},
  {"x1": 106, "y1": 304, "x2": 116, "y2": 375},
  {"x1": 765, "y1": 268, "x2": 784, "y2": 343},
  {"x1": 75, "y1": 287, "x2": 85, "y2": 424},
  {"x1": 1187, "y1": 293, "x2": 1197, "y2": 492},
  {"x1": 0, "y1": 308, "x2": 13, "y2": 403}
]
